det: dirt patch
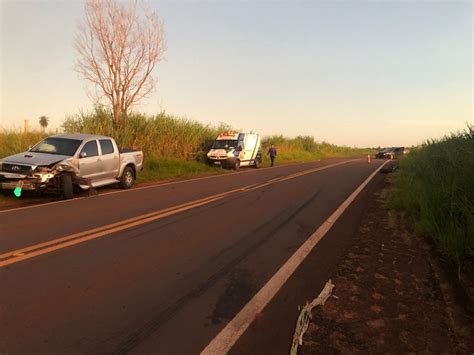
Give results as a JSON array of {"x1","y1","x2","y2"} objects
[{"x1": 301, "y1": 177, "x2": 474, "y2": 353}]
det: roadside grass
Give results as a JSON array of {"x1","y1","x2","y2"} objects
[
  {"x1": 62, "y1": 107, "x2": 224, "y2": 160},
  {"x1": 0, "y1": 129, "x2": 48, "y2": 158},
  {"x1": 391, "y1": 124, "x2": 474, "y2": 278},
  {"x1": 137, "y1": 157, "x2": 226, "y2": 183},
  {"x1": 1, "y1": 107, "x2": 373, "y2": 183},
  {"x1": 261, "y1": 135, "x2": 373, "y2": 163}
]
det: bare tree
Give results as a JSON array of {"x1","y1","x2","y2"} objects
[
  {"x1": 74, "y1": 0, "x2": 165, "y2": 126},
  {"x1": 39, "y1": 116, "x2": 49, "y2": 130}
]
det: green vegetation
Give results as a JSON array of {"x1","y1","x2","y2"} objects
[
  {"x1": 62, "y1": 107, "x2": 222, "y2": 160},
  {"x1": 1, "y1": 107, "x2": 371, "y2": 182},
  {"x1": 137, "y1": 157, "x2": 225, "y2": 183},
  {"x1": 392, "y1": 125, "x2": 474, "y2": 277},
  {"x1": 0, "y1": 129, "x2": 48, "y2": 158},
  {"x1": 39, "y1": 116, "x2": 50, "y2": 129},
  {"x1": 262, "y1": 135, "x2": 372, "y2": 164}
]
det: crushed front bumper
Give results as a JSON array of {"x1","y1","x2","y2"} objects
[
  {"x1": 0, "y1": 171, "x2": 56, "y2": 191},
  {"x1": 0, "y1": 170, "x2": 90, "y2": 193},
  {"x1": 0, "y1": 174, "x2": 44, "y2": 191},
  {"x1": 0, "y1": 180, "x2": 38, "y2": 191}
]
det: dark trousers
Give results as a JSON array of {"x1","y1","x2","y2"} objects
[{"x1": 270, "y1": 156, "x2": 275, "y2": 167}]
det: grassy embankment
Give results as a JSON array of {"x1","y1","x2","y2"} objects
[
  {"x1": 391, "y1": 125, "x2": 474, "y2": 278},
  {"x1": 1, "y1": 108, "x2": 372, "y2": 184}
]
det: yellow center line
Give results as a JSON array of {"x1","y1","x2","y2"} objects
[
  {"x1": 0, "y1": 186, "x2": 248, "y2": 261},
  {"x1": 0, "y1": 159, "x2": 360, "y2": 268}
]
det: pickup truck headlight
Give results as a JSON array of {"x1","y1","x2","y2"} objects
[{"x1": 35, "y1": 166, "x2": 51, "y2": 173}]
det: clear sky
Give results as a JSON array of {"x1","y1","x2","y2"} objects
[{"x1": 0, "y1": 0, "x2": 472, "y2": 147}]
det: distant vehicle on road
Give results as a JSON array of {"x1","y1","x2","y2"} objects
[
  {"x1": 375, "y1": 147, "x2": 405, "y2": 159},
  {"x1": 0, "y1": 134, "x2": 143, "y2": 199},
  {"x1": 375, "y1": 148, "x2": 393, "y2": 159},
  {"x1": 207, "y1": 132, "x2": 262, "y2": 170}
]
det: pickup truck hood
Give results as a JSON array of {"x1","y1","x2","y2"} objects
[{"x1": 1, "y1": 152, "x2": 70, "y2": 167}]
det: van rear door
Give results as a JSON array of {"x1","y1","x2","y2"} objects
[{"x1": 243, "y1": 134, "x2": 258, "y2": 162}]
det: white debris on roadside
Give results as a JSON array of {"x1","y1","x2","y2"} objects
[{"x1": 290, "y1": 280, "x2": 335, "y2": 355}]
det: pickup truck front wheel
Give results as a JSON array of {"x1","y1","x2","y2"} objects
[
  {"x1": 120, "y1": 166, "x2": 135, "y2": 189},
  {"x1": 61, "y1": 174, "x2": 74, "y2": 199}
]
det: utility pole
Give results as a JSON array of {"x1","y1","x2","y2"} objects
[{"x1": 23, "y1": 120, "x2": 29, "y2": 135}]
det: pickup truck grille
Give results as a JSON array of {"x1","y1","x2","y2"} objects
[{"x1": 2, "y1": 163, "x2": 33, "y2": 176}]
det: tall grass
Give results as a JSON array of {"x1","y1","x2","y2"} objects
[
  {"x1": 62, "y1": 107, "x2": 225, "y2": 160},
  {"x1": 262, "y1": 135, "x2": 372, "y2": 163},
  {"x1": 62, "y1": 108, "x2": 372, "y2": 163},
  {"x1": 392, "y1": 125, "x2": 474, "y2": 277},
  {"x1": 0, "y1": 129, "x2": 48, "y2": 158},
  {"x1": 1, "y1": 107, "x2": 373, "y2": 182}
]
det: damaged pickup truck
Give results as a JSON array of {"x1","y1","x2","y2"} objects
[{"x1": 0, "y1": 134, "x2": 143, "y2": 199}]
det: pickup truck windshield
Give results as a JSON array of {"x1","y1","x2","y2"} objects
[
  {"x1": 30, "y1": 138, "x2": 82, "y2": 156},
  {"x1": 212, "y1": 140, "x2": 238, "y2": 149}
]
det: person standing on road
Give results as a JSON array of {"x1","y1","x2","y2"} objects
[{"x1": 267, "y1": 144, "x2": 277, "y2": 167}]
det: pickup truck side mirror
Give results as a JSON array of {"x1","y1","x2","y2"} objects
[{"x1": 80, "y1": 151, "x2": 87, "y2": 158}]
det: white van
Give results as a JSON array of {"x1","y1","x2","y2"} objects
[{"x1": 207, "y1": 132, "x2": 262, "y2": 170}]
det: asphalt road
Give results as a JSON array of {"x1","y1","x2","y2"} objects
[{"x1": 0, "y1": 158, "x2": 385, "y2": 354}]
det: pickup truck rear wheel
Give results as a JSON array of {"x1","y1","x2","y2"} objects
[
  {"x1": 61, "y1": 174, "x2": 74, "y2": 199},
  {"x1": 120, "y1": 166, "x2": 135, "y2": 189}
]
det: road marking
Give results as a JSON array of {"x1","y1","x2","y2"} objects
[
  {"x1": 0, "y1": 159, "x2": 352, "y2": 214},
  {"x1": 201, "y1": 159, "x2": 390, "y2": 355},
  {"x1": 0, "y1": 159, "x2": 359, "y2": 268},
  {"x1": 0, "y1": 187, "x2": 245, "y2": 263},
  {"x1": 0, "y1": 190, "x2": 240, "y2": 267}
]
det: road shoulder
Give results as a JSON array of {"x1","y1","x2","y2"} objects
[
  {"x1": 230, "y1": 168, "x2": 473, "y2": 354},
  {"x1": 300, "y1": 174, "x2": 474, "y2": 353}
]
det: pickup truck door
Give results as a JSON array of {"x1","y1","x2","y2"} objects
[
  {"x1": 99, "y1": 139, "x2": 120, "y2": 179},
  {"x1": 78, "y1": 140, "x2": 102, "y2": 183}
]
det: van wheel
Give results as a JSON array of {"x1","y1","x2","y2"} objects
[
  {"x1": 234, "y1": 160, "x2": 240, "y2": 171},
  {"x1": 120, "y1": 166, "x2": 135, "y2": 189},
  {"x1": 61, "y1": 174, "x2": 74, "y2": 199}
]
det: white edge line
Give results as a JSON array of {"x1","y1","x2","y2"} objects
[
  {"x1": 0, "y1": 159, "x2": 361, "y2": 214},
  {"x1": 201, "y1": 159, "x2": 390, "y2": 355}
]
